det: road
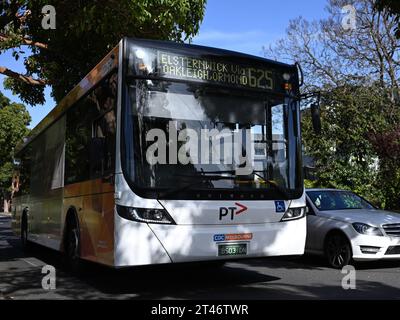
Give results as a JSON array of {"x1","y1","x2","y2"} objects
[{"x1": 1, "y1": 214, "x2": 400, "y2": 300}]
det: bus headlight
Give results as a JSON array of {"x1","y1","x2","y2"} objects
[
  {"x1": 117, "y1": 205, "x2": 176, "y2": 225},
  {"x1": 280, "y1": 207, "x2": 306, "y2": 221}
]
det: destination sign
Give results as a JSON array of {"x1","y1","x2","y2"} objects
[{"x1": 157, "y1": 51, "x2": 275, "y2": 90}]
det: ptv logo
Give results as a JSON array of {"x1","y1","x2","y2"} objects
[{"x1": 219, "y1": 203, "x2": 248, "y2": 220}]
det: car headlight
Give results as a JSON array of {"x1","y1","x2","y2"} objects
[
  {"x1": 117, "y1": 205, "x2": 176, "y2": 224},
  {"x1": 280, "y1": 207, "x2": 306, "y2": 221},
  {"x1": 352, "y1": 222, "x2": 383, "y2": 236}
]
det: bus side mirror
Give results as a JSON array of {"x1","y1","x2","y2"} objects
[{"x1": 311, "y1": 103, "x2": 321, "y2": 134}]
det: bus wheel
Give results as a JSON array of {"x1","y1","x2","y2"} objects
[
  {"x1": 21, "y1": 213, "x2": 31, "y2": 252},
  {"x1": 324, "y1": 232, "x2": 352, "y2": 269},
  {"x1": 65, "y1": 219, "x2": 83, "y2": 274}
]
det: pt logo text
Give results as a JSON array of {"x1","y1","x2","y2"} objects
[{"x1": 219, "y1": 203, "x2": 248, "y2": 220}]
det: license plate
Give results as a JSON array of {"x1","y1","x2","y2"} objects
[{"x1": 218, "y1": 243, "x2": 247, "y2": 256}]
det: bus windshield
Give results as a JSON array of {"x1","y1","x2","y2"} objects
[{"x1": 122, "y1": 80, "x2": 302, "y2": 199}]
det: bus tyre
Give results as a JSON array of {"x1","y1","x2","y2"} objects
[
  {"x1": 65, "y1": 219, "x2": 84, "y2": 274},
  {"x1": 21, "y1": 213, "x2": 31, "y2": 252},
  {"x1": 324, "y1": 232, "x2": 352, "y2": 269}
]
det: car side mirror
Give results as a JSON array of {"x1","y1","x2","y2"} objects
[{"x1": 311, "y1": 103, "x2": 321, "y2": 134}]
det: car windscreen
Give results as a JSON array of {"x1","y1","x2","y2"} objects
[{"x1": 307, "y1": 190, "x2": 375, "y2": 211}]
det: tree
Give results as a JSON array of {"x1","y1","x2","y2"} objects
[
  {"x1": 0, "y1": 91, "x2": 30, "y2": 212},
  {"x1": 266, "y1": 0, "x2": 400, "y2": 96},
  {"x1": 369, "y1": 125, "x2": 400, "y2": 209},
  {"x1": 266, "y1": 0, "x2": 400, "y2": 209},
  {"x1": 301, "y1": 85, "x2": 390, "y2": 206},
  {"x1": 376, "y1": 0, "x2": 400, "y2": 38},
  {"x1": 0, "y1": 0, "x2": 207, "y2": 105}
]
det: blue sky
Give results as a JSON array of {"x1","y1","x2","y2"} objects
[{"x1": 0, "y1": 0, "x2": 327, "y2": 128}]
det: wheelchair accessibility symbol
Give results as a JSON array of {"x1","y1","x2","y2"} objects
[{"x1": 275, "y1": 200, "x2": 286, "y2": 213}]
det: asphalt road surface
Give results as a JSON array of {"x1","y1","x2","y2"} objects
[{"x1": 1, "y1": 214, "x2": 400, "y2": 300}]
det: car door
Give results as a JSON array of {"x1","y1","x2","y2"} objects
[
  {"x1": 306, "y1": 195, "x2": 332, "y2": 254},
  {"x1": 305, "y1": 197, "x2": 319, "y2": 252}
]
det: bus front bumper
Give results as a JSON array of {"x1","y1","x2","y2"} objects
[{"x1": 114, "y1": 212, "x2": 306, "y2": 266}]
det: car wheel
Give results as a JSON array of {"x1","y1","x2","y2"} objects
[{"x1": 325, "y1": 232, "x2": 352, "y2": 269}]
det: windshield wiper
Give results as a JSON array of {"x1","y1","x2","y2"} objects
[
  {"x1": 158, "y1": 170, "x2": 290, "y2": 199},
  {"x1": 251, "y1": 170, "x2": 291, "y2": 199},
  {"x1": 157, "y1": 173, "x2": 239, "y2": 199},
  {"x1": 191, "y1": 170, "x2": 290, "y2": 199}
]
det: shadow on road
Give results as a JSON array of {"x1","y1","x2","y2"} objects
[
  {"x1": 1, "y1": 215, "x2": 400, "y2": 300},
  {"x1": 244, "y1": 255, "x2": 328, "y2": 271},
  {"x1": 245, "y1": 253, "x2": 400, "y2": 272},
  {"x1": 2, "y1": 216, "x2": 282, "y2": 299}
]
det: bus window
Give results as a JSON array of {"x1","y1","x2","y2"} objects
[
  {"x1": 91, "y1": 109, "x2": 116, "y2": 179},
  {"x1": 14, "y1": 146, "x2": 31, "y2": 195},
  {"x1": 65, "y1": 71, "x2": 117, "y2": 184}
]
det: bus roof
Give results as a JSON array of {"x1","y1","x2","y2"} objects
[{"x1": 125, "y1": 37, "x2": 295, "y2": 69}]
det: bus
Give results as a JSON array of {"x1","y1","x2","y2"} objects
[{"x1": 12, "y1": 38, "x2": 306, "y2": 269}]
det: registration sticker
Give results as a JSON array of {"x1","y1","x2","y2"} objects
[
  {"x1": 218, "y1": 243, "x2": 247, "y2": 256},
  {"x1": 213, "y1": 233, "x2": 253, "y2": 242}
]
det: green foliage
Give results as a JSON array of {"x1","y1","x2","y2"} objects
[
  {"x1": 376, "y1": 0, "x2": 400, "y2": 38},
  {"x1": 3, "y1": 77, "x2": 45, "y2": 105},
  {"x1": 0, "y1": 91, "x2": 31, "y2": 195},
  {"x1": 304, "y1": 179, "x2": 317, "y2": 189},
  {"x1": 302, "y1": 85, "x2": 393, "y2": 208},
  {"x1": 1, "y1": 0, "x2": 207, "y2": 105},
  {"x1": 267, "y1": 0, "x2": 400, "y2": 210},
  {"x1": 0, "y1": 162, "x2": 13, "y2": 194},
  {"x1": 369, "y1": 127, "x2": 400, "y2": 209}
]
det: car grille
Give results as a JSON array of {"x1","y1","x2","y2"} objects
[
  {"x1": 382, "y1": 223, "x2": 400, "y2": 237},
  {"x1": 385, "y1": 246, "x2": 400, "y2": 255}
]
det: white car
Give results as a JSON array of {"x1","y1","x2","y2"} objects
[{"x1": 305, "y1": 188, "x2": 400, "y2": 268}]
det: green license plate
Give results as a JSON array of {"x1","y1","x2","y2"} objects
[{"x1": 218, "y1": 243, "x2": 247, "y2": 256}]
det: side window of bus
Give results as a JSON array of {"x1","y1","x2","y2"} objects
[
  {"x1": 65, "y1": 71, "x2": 117, "y2": 184},
  {"x1": 89, "y1": 72, "x2": 117, "y2": 179},
  {"x1": 14, "y1": 147, "x2": 31, "y2": 195},
  {"x1": 65, "y1": 100, "x2": 93, "y2": 184},
  {"x1": 91, "y1": 109, "x2": 116, "y2": 178}
]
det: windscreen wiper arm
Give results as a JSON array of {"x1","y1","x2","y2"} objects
[
  {"x1": 251, "y1": 170, "x2": 290, "y2": 199},
  {"x1": 158, "y1": 170, "x2": 290, "y2": 199},
  {"x1": 157, "y1": 173, "x2": 238, "y2": 199},
  {"x1": 191, "y1": 170, "x2": 289, "y2": 199}
]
